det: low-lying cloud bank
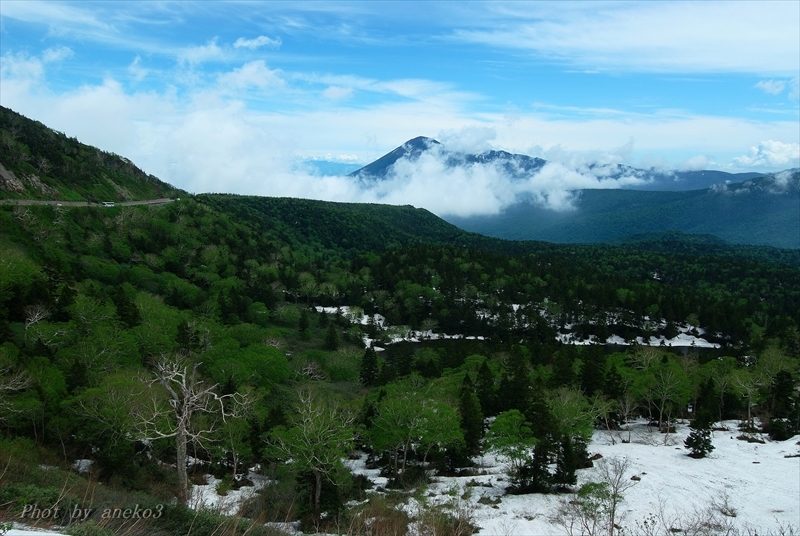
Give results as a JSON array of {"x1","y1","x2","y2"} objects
[{"x1": 348, "y1": 141, "x2": 651, "y2": 214}]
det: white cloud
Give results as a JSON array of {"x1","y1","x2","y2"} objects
[
  {"x1": 127, "y1": 55, "x2": 148, "y2": 81},
  {"x1": 348, "y1": 145, "x2": 650, "y2": 215},
  {"x1": 755, "y1": 80, "x2": 786, "y2": 95},
  {"x1": 234, "y1": 35, "x2": 282, "y2": 50},
  {"x1": 0, "y1": 1, "x2": 112, "y2": 33},
  {"x1": 42, "y1": 46, "x2": 73, "y2": 63},
  {"x1": 217, "y1": 61, "x2": 284, "y2": 90},
  {"x1": 0, "y1": 52, "x2": 45, "y2": 82},
  {"x1": 438, "y1": 126, "x2": 496, "y2": 153},
  {"x1": 679, "y1": 155, "x2": 710, "y2": 171},
  {"x1": 773, "y1": 170, "x2": 794, "y2": 188},
  {"x1": 322, "y1": 86, "x2": 353, "y2": 100},
  {"x1": 2, "y1": 43, "x2": 798, "y2": 215},
  {"x1": 455, "y1": 2, "x2": 800, "y2": 75},
  {"x1": 733, "y1": 140, "x2": 800, "y2": 167},
  {"x1": 179, "y1": 39, "x2": 225, "y2": 65},
  {"x1": 790, "y1": 77, "x2": 800, "y2": 101}
]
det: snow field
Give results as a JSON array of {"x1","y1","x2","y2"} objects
[{"x1": 346, "y1": 420, "x2": 799, "y2": 535}]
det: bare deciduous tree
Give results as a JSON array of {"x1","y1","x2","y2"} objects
[
  {"x1": 24, "y1": 303, "x2": 51, "y2": 331},
  {"x1": 36, "y1": 156, "x2": 51, "y2": 175},
  {"x1": 0, "y1": 365, "x2": 30, "y2": 422},
  {"x1": 130, "y1": 355, "x2": 250, "y2": 507},
  {"x1": 597, "y1": 456, "x2": 639, "y2": 536}
]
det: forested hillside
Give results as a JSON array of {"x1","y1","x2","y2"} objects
[
  {"x1": 1, "y1": 193, "x2": 798, "y2": 534},
  {"x1": 0, "y1": 106, "x2": 184, "y2": 202},
  {"x1": 0, "y1": 111, "x2": 798, "y2": 535},
  {"x1": 447, "y1": 171, "x2": 800, "y2": 249}
]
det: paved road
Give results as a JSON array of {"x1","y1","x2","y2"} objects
[{"x1": 0, "y1": 198, "x2": 176, "y2": 207}]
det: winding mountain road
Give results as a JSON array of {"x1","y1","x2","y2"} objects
[{"x1": 0, "y1": 198, "x2": 176, "y2": 207}]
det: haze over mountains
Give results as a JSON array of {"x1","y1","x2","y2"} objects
[{"x1": 349, "y1": 136, "x2": 800, "y2": 248}]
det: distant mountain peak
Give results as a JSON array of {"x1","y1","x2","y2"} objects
[
  {"x1": 350, "y1": 135, "x2": 771, "y2": 193},
  {"x1": 404, "y1": 136, "x2": 440, "y2": 149},
  {"x1": 349, "y1": 136, "x2": 547, "y2": 181},
  {"x1": 350, "y1": 136, "x2": 440, "y2": 180}
]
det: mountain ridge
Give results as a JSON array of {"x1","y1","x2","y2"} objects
[
  {"x1": 0, "y1": 106, "x2": 185, "y2": 202},
  {"x1": 349, "y1": 136, "x2": 798, "y2": 248},
  {"x1": 349, "y1": 135, "x2": 766, "y2": 191},
  {"x1": 446, "y1": 171, "x2": 800, "y2": 249}
]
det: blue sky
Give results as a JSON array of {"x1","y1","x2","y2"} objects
[{"x1": 1, "y1": 1, "x2": 798, "y2": 215}]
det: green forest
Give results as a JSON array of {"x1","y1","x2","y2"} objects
[
  {"x1": 1, "y1": 193, "x2": 799, "y2": 535},
  {"x1": 0, "y1": 106, "x2": 799, "y2": 535}
]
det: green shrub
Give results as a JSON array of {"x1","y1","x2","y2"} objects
[{"x1": 64, "y1": 521, "x2": 115, "y2": 536}]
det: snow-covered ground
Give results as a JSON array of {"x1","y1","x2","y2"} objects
[
  {"x1": 347, "y1": 420, "x2": 800, "y2": 535},
  {"x1": 188, "y1": 468, "x2": 270, "y2": 516},
  {"x1": 6, "y1": 526, "x2": 66, "y2": 536},
  {"x1": 315, "y1": 305, "x2": 722, "y2": 349},
  {"x1": 8, "y1": 421, "x2": 797, "y2": 535}
]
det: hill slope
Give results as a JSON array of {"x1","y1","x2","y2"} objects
[
  {"x1": 447, "y1": 171, "x2": 800, "y2": 249},
  {"x1": 195, "y1": 194, "x2": 555, "y2": 257},
  {"x1": 0, "y1": 106, "x2": 184, "y2": 202}
]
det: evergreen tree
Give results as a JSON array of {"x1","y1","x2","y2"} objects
[
  {"x1": 767, "y1": 370, "x2": 799, "y2": 440},
  {"x1": 554, "y1": 434, "x2": 578, "y2": 488},
  {"x1": 299, "y1": 308, "x2": 312, "y2": 340},
  {"x1": 324, "y1": 323, "x2": 339, "y2": 351},
  {"x1": 360, "y1": 346, "x2": 379, "y2": 387},
  {"x1": 693, "y1": 377, "x2": 717, "y2": 428},
  {"x1": 603, "y1": 363, "x2": 624, "y2": 401},
  {"x1": 684, "y1": 421, "x2": 714, "y2": 458},
  {"x1": 476, "y1": 359, "x2": 497, "y2": 416},
  {"x1": 111, "y1": 286, "x2": 141, "y2": 328},
  {"x1": 580, "y1": 346, "x2": 606, "y2": 397},
  {"x1": 176, "y1": 321, "x2": 198, "y2": 354},
  {"x1": 318, "y1": 310, "x2": 329, "y2": 328},
  {"x1": 299, "y1": 308, "x2": 309, "y2": 333},
  {"x1": 525, "y1": 385, "x2": 559, "y2": 452},
  {"x1": 516, "y1": 443, "x2": 552, "y2": 493},
  {"x1": 498, "y1": 346, "x2": 531, "y2": 413},
  {"x1": 551, "y1": 347, "x2": 576, "y2": 388},
  {"x1": 458, "y1": 375, "x2": 484, "y2": 455}
]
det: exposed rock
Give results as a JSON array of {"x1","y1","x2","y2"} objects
[{"x1": 0, "y1": 161, "x2": 26, "y2": 193}]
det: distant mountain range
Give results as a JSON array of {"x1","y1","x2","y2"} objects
[
  {"x1": 349, "y1": 136, "x2": 765, "y2": 192},
  {"x1": 350, "y1": 137, "x2": 799, "y2": 249},
  {"x1": 1, "y1": 106, "x2": 796, "y2": 250},
  {"x1": 447, "y1": 172, "x2": 799, "y2": 248}
]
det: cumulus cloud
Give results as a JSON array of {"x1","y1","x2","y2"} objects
[
  {"x1": 217, "y1": 61, "x2": 284, "y2": 90},
  {"x1": 438, "y1": 126, "x2": 496, "y2": 153},
  {"x1": 734, "y1": 140, "x2": 800, "y2": 168},
  {"x1": 755, "y1": 79, "x2": 786, "y2": 95},
  {"x1": 0, "y1": 52, "x2": 45, "y2": 82},
  {"x1": 42, "y1": 46, "x2": 73, "y2": 63},
  {"x1": 233, "y1": 35, "x2": 282, "y2": 50},
  {"x1": 179, "y1": 39, "x2": 225, "y2": 65},
  {"x1": 3, "y1": 36, "x2": 797, "y2": 218}
]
